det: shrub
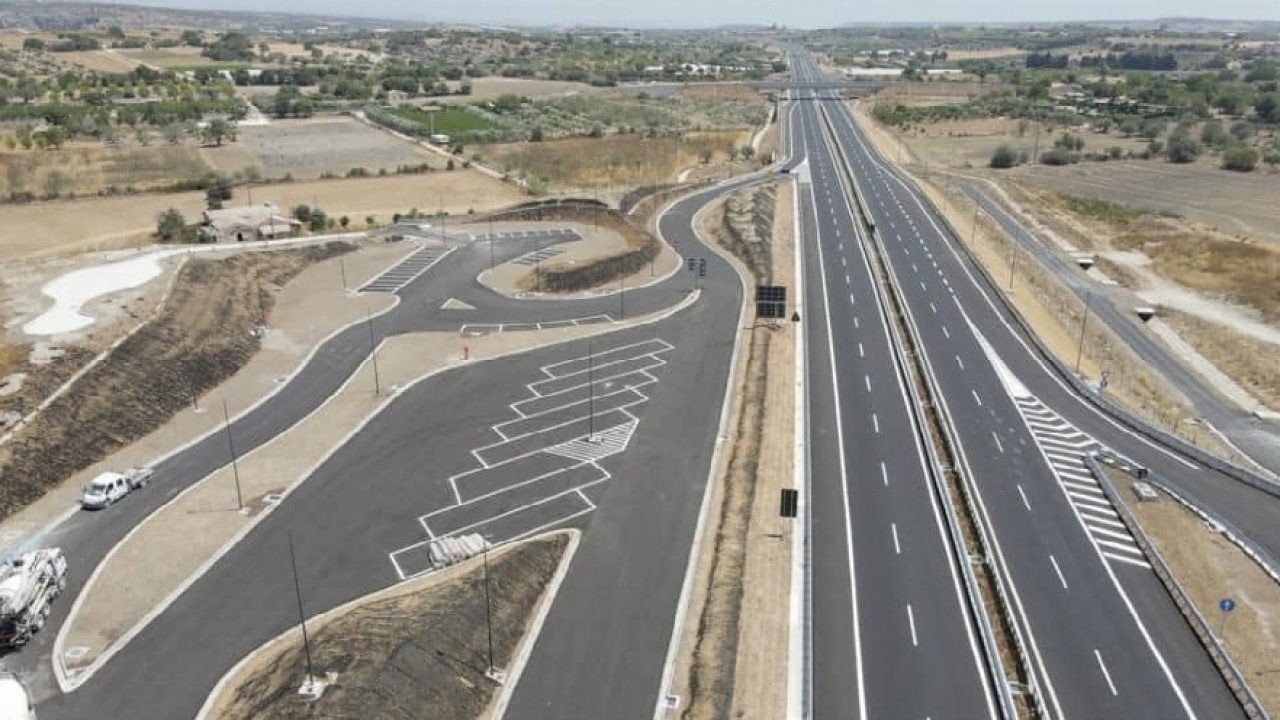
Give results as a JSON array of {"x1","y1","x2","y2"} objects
[
  {"x1": 1165, "y1": 133, "x2": 1201, "y2": 163},
  {"x1": 989, "y1": 144, "x2": 1026, "y2": 169},
  {"x1": 156, "y1": 208, "x2": 187, "y2": 242},
  {"x1": 1040, "y1": 147, "x2": 1073, "y2": 165},
  {"x1": 1200, "y1": 121, "x2": 1228, "y2": 147},
  {"x1": 1221, "y1": 145, "x2": 1259, "y2": 172},
  {"x1": 1108, "y1": 146, "x2": 1123, "y2": 159}
]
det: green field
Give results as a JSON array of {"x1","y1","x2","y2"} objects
[{"x1": 390, "y1": 106, "x2": 498, "y2": 134}]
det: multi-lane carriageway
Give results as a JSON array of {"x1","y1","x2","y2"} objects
[{"x1": 788, "y1": 51, "x2": 1243, "y2": 719}]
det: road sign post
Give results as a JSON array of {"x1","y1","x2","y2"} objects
[{"x1": 1218, "y1": 597, "x2": 1236, "y2": 639}]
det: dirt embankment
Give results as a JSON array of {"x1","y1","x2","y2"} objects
[
  {"x1": 677, "y1": 179, "x2": 793, "y2": 719},
  {"x1": 485, "y1": 201, "x2": 661, "y2": 293},
  {"x1": 212, "y1": 534, "x2": 569, "y2": 720},
  {"x1": 717, "y1": 181, "x2": 776, "y2": 282},
  {"x1": 0, "y1": 242, "x2": 353, "y2": 518}
]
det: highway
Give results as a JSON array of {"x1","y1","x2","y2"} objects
[
  {"x1": 792, "y1": 50, "x2": 1244, "y2": 718},
  {"x1": 963, "y1": 181, "x2": 1280, "y2": 475},
  {"x1": 790, "y1": 69, "x2": 999, "y2": 718}
]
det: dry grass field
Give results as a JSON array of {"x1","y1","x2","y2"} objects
[
  {"x1": 202, "y1": 118, "x2": 442, "y2": 179},
  {"x1": 893, "y1": 118, "x2": 1150, "y2": 170},
  {"x1": 1008, "y1": 162, "x2": 1280, "y2": 244},
  {"x1": 1, "y1": 142, "x2": 212, "y2": 198},
  {"x1": 54, "y1": 49, "x2": 141, "y2": 73},
  {"x1": 117, "y1": 46, "x2": 223, "y2": 69},
  {"x1": 0, "y1": 171, "x2": 524, "y2": 260},
  {"x1": 482, "y1": 130, "x2": 751, "y2": 189},
  {"x1": 943, "y1": 47, "x2": 1028, "y2": 60}
]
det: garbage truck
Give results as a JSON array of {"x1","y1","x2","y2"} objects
[{"x1": 0, "y1": 548, "x2": 68, "y2": 649}]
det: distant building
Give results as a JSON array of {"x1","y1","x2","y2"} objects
[{"x1": 198, "y1": 203, "x2": 301, "y2": 242}]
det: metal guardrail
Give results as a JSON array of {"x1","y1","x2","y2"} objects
[
  {"x1": 1084, "y1": 454, "x2": 1270, "y2": 720},
  {"x1": 815, "y1": 103, "x2": 1022, "y2": 720}
]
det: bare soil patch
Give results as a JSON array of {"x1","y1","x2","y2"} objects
[
  {"x1": 1118, "y1": 472, "x2": 1280, "y2": 713},
  {"x1": 202, "y1": 118, "x2": 442, "y2": 180},
  {"x1": 440, "y1": 77, "x2": 597, "y2": 102},
  {"x1": 210, "y1": 534, "x2": 569, "y2": 720},
  {"x1": 673, "y1": 179, "x2": 793, "y2": 719},
  {"x1": 0, "y1": 242, "x2": 353, "y2": 519}
]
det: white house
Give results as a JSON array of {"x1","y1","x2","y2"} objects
[{"x1": 198, "y1": 202, "x2": 301, "y2": 242}]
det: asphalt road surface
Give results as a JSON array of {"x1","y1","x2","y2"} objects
[
  {"x1": 793, "y1": 48, "x2": 1243, "y2": 719},
  {"x1": 15, "y1": 177, "x2": 757, "y2": 719},
  {"x1": 961, "y1": 182, "x2": 1280, "y2": 476}
]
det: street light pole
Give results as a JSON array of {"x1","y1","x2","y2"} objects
[
  {"x1": 288, "y1": 532, "x2": 316, "y2": 685},
  {"x1": 1075, "y1": 289, "x2": 1093, "y2": 374},
  {"x1": 221, "y1": 399, "x2": 243, "y2": 511},
  {"x1": 482, "y1": 541, "x2": 496, "y2": 676},
  {"x1": 366, "y1": 310, "x2": 381, "y2": 395},
  {"x1": 587, "y1": 339, "x2": 596, "y2": 442}
]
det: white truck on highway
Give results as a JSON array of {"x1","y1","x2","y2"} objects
[
  {"x1": 0, "y1": 548, "x2": 68, "y2": 649},
  {"x1": 80, "y1": 467, "x2": 153, "y2": 510}
]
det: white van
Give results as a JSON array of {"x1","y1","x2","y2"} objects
[
  {"x1": 0, "y1": 673, "x2": 35, "y2": 720},
  {"x1": 80, "y1": 468, "x2": 152, "y2": 510}
]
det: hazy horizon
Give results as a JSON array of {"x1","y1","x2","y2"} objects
[{"x1": 123, "y1": 0, "x2": 1280, "y2": 29}]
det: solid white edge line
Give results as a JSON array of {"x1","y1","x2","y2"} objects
[
  {"x1": 787, "y1": 96, "x2": 810, "y2": 720},
  {"x1": 60, "y1": 288, "x2": 704, "y2": 693},
  {"x1": 651, "y1": 179, "x2": 757, "y2": 718}
]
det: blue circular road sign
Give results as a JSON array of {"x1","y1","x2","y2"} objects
[{"x1": 1220, "y1": 598, "x2": 1236, "y2": 613}]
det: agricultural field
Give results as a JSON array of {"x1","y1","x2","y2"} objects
[
  {"x1": 202, "y1": 117, "x2": 442, "y2": 179},
  {"x1": 0, "y1": 142, "x2": 213, "y2": 199},
  {"x1": 388, "y1": 106, "x2": 499, "y2": 136},
  {"x1": 1009, "y1": 161, "x2": 1280, "y2": 244},
  {"x1": 0, "y1": 170, "x2": 523, "y2": 261},
  {"x1": 480, "y1": 130, "x2": 752, "y2": 189},
  {"x1": 891, "y1": 117, "x2": 1151, "y2": 169},
  {"x1": 117, "y1": 46, "x2": 227, "y2": 69},
  {"x1": 52, "y1": 49, "x2": 140, "y2": 73}
]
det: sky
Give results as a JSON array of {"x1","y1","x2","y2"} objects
[{"x1": 141, "y1": 0, "x2": 1280, "y2": 28}]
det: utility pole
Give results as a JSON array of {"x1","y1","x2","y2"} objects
[
  {"x1": 1008, "y1": 237, "x2": 1019, "y2": 290},
  {"x1": 366, "y1": 310, "x2": 381, "y2": 395},
  {"x1": 339, "y1": 255, "x2": 347, "y2": 290},
  {"x1": 288, "y1": 533, "x2": 317, "y2": 687},
  {"x1": 619, "y1": 272, "x2": 625, "y2": 320},
  {"x1": 222, "y1": 399, "x2": 243, "y2": 511},
  {"x1": 1075, "y1": 289, "x2": 1093, "y2": 374}
]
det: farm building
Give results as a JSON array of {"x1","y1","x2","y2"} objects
[{"x1": 198, "y1": 203, "x2": 301, "y2": 242}]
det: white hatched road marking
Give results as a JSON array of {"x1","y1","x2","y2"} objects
[
  {"x1": 387, "y1": 338, "x2": 673, "y2": 579},
  {"x1": 1014, "y1": 397, "x2": 1151, "y2": 571},
  {"x1": 359, "y1": 244, "x2": 455, "y2": 293}
]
